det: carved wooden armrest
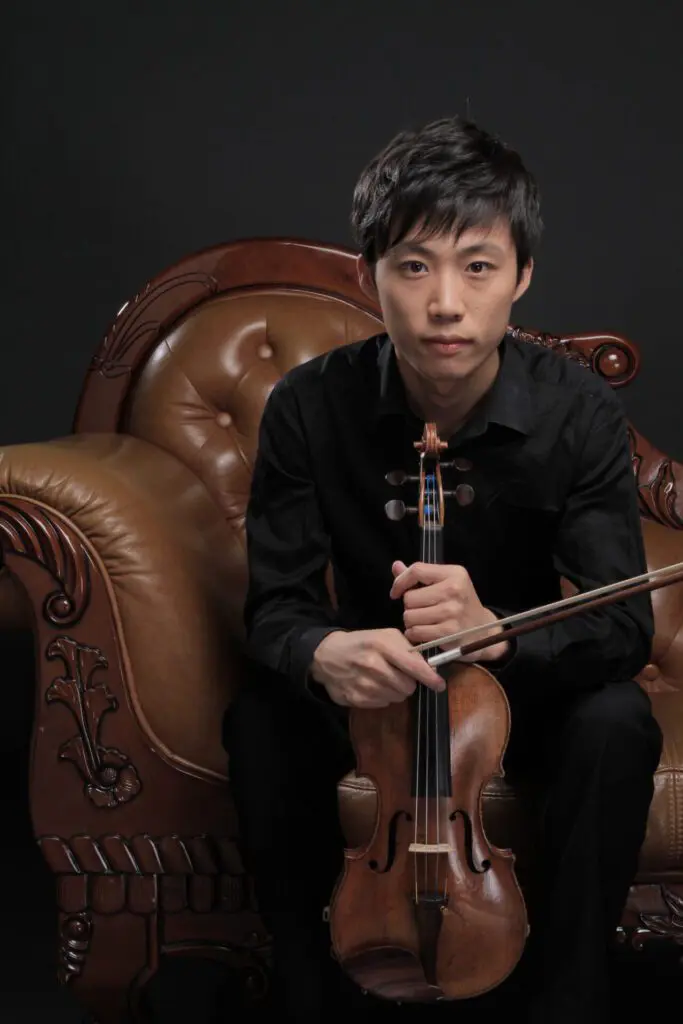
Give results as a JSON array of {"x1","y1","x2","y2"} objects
[
  {"x1": 0, "y1": 432, "x2": 247, "y2": 827},
  {"x1": 0, "y1": 432, "x2": 271, "y2": 1016}
]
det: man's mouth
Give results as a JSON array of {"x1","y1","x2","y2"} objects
[{"x1": 421, "y1": 335, "x2": 474, "y2": 353}]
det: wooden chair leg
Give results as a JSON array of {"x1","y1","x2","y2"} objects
[{"x1": 59, "y1": 908, "x2": 154, "y2": 1024}]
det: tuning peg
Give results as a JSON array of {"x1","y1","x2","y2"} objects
[
  {"x1": 385, "y1": 470, "x2": 420, "y2": 486},
  {"x1": 385, "y1": 499, "x2": 417, "y2": 521}
]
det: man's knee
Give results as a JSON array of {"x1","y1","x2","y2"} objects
[{"x1": 561, "y1": 680, "x2": 662, "y2": 771}]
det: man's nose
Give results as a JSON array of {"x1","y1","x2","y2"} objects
[{"x1": 428, "y1": 272, "x2": 465, "y2": 320}]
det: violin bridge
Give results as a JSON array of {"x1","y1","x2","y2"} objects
[{"x1": 408, "y1": 842, "x2": 452, "y2": 853}]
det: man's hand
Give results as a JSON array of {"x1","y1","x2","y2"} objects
[
  {"x1": 390, "y1": 561, "x2": 510, "y2": 663},
  {"x1": 310, "y1": 628, "x2": 445, "y2": 708}
]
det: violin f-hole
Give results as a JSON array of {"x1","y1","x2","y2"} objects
[
  {"x1": 369, "y1": 809, "x2": 412, "y2": 873},
  {"x1": 449, "y1": 809, "x2": 492, "y2": 874}
]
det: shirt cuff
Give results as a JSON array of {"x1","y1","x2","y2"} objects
[
  {"x1": 290, "y1": 624, "x2": 348, "y2": 698},
  {"x1": 483, "y1": 607, "x2": 519, "y2": 675},
  {"x1": 484, "y1": 605, "x2": 553, "y2": 682}
]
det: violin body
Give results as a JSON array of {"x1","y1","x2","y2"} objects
[
  {"x1": 329, "y1": 659, "x2": 528, "y2": 1002},
  {"x1": 328, "y1": 424, "x2": 527, "y2": 1002}
]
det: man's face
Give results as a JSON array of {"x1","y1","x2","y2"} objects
[{"x1": 373, "y1": 219, "x2": 533, "y2": 392}]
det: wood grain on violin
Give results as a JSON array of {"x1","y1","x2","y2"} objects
[{"x1": 328, "y1": 423, "x2": 528, "y2": 1002}]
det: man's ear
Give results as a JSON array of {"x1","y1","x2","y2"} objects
[
  {"x1": 513, "y1": 258, "x2": 534, "y2": 303},
  {"x1": 357, "y1": 256, "x2": 379, "y2": 302}
]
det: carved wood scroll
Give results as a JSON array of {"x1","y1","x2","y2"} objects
[{"x1": 0, "y1": 499, "x2": 92, "y2": 624}]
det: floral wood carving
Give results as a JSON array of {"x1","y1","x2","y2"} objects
[
  {"x1": 507, "y1": 327, "x2": 591, "y2": 370},
  {"x1": 638, "y1": 886, "x2": 683, "y2": 945},
  {"x1": 91, "y1": 271, "x2": 219, "y2": 378},
  {"x1": 58, "y1": 912, "x2": 93, "y2": 985},
  {"x1": 46, "y1": 636, "x2": 141, "y2": 808},
  {"x1": 0, "y1": 500, "x2": 91, "y2": 625},
  {"x1": 628, "y1": 428, "x2": 683, "y2": 529}
]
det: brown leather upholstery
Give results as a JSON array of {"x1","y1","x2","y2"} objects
[
  {"x1": 0, "y1": 432, "x2": 245, "y2": 776},
  {"x1": 0, "y1": 239, "x2": 681, "y2": 1016}
]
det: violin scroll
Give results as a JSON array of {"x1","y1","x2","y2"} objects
[{"x1": 414, "y1": 423, "x2": 448, "y2": 458}]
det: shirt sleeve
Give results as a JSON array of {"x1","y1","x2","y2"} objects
[
  {"x1": 243, "y1": 376, "x2": 346, "y2": 688},
  {"x1": 486, "y1": 388, "x2": 654, "y2": 690}
]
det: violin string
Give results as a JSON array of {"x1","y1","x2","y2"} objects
[
  {"x1": 423, "y1": 469, "x2": 429, "y2": 896},
  {"x1": 414, "y1": 453, "x2": 425, "y2": 904},
  {"x1": 431, "y1": 473, "x2": 441, "y2": 898}
]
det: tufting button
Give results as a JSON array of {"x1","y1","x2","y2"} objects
[
  {"x1": 453, "y1": 457, "x2": 473, "y2": 472},
  {"x1": 258, "y1": 344, "x2": 274, "y2": 359},
  {"x1": 455, "y1": 483, "x2": 475, "y2": 506},
  {"x1": 216, "y1": 412, "x2": 232, "y2": 428},
  {"x1": 641, "y1": 664, "x2": 659, "y2": 682}
]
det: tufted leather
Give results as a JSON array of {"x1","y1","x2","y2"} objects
[{"x1": 123, "y1": 290, "x2": 382, "y2": 524}]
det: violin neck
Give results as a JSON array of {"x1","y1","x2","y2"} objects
[
  {"x1": 421, "y1": 522, "x2": 444, "y2": 565},
  {"x1": 412, "y1": 521, "x2": 451, "y2": 798}
]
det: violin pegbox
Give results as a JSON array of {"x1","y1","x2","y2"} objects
[{"x1": 385, "y1": 423, "x2": 455, "y2": 523}]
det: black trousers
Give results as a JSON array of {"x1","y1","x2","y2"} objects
[{"x1": 223, "y1": 668, "x2": 662, "y2": 1022}]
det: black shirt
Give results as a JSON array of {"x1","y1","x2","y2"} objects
[{"x1": 243, "y1": 331, "x2": 653, "y2": 693}]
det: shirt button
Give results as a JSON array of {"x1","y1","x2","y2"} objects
[
  {"x1": 216, "y1": 412, "x2": 232, "y2": 428},
  {"x1": 258, "y1": 344, "x2": 274, "y2": 359},
  {"x1": 453, "y1": 457, "x2": 473, "y2": 471},
  {"x1": 455, "y1": 483, "x2": 475, "y2": 506}
]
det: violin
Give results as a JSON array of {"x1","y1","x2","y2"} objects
[{"x1": 327, "y1": 422, "x2": 683, "y2": 1004}]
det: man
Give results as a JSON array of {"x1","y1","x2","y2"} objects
[{"x1": 223, "y1": 115, "x2": 663, "y2": 1021}]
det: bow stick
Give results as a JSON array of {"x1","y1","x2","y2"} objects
[{"x1": 411, "y1": 560, "x2": 683, "y2": 669}]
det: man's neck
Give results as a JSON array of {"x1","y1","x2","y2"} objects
[{"x1": 397, "y1": 347, "x2": 501, "y2": 439}]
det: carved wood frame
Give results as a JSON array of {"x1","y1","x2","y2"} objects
[{"x1": 0, "y1": 499, "x2": 269, "y2": 1021}]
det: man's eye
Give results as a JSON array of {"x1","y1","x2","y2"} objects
[
  {"x1": 468, "y1": 261, "x2": 493, "y2": 274},
  {"x1": 401, "y1": 261, "x2": 427, "y2": 274}
]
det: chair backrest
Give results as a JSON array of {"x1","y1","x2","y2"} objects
[{"x1": 74, "y1": 238, "x2": 683, "y2": 695}]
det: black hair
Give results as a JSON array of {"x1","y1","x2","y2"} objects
[{"x1": 350, "y1": 115, "x2": 542, "y2": 276}]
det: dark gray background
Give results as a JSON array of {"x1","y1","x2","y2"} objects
[
  {"x1": 5, "y1": 0, "x2": 683, "y2": 459},
  {"x1": 3, "y1": 4, "x2": 683, "y2": 1017}
]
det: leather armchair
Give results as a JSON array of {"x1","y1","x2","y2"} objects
[{"x1": 0, "y1": 238, "x2": 681, "y2": 1022}]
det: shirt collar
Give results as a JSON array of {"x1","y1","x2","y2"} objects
[{"x1": 373, "y1": 331, "x2": 534, "y2": 439}]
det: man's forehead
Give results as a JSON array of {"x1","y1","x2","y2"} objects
[{"x1": 391, "y1": 219, "x2": 513, "y2": 255}]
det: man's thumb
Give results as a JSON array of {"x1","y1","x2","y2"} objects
[{"x1": 391, "y1": 560, "x2": 408, "y2": 577}]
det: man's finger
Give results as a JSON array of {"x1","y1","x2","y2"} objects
[
  {"x1": 366, "y1": 657, "x2": 418, "y2": 698},
  {"x1": 393, "y1": 649, "x2": 445, "y2": 691},
  {"x1": 405, "y1": 624, "x2": 444, "y2": 646},
  {"x1": 403, "y1": 603, "x2": 443, "y2": 628},
  {"x1": 402, "y1": 580, "x2": 453, "y2": 610},
  {"x1": 389, "y1": 562, "x2": 450, "y2": 600}
]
